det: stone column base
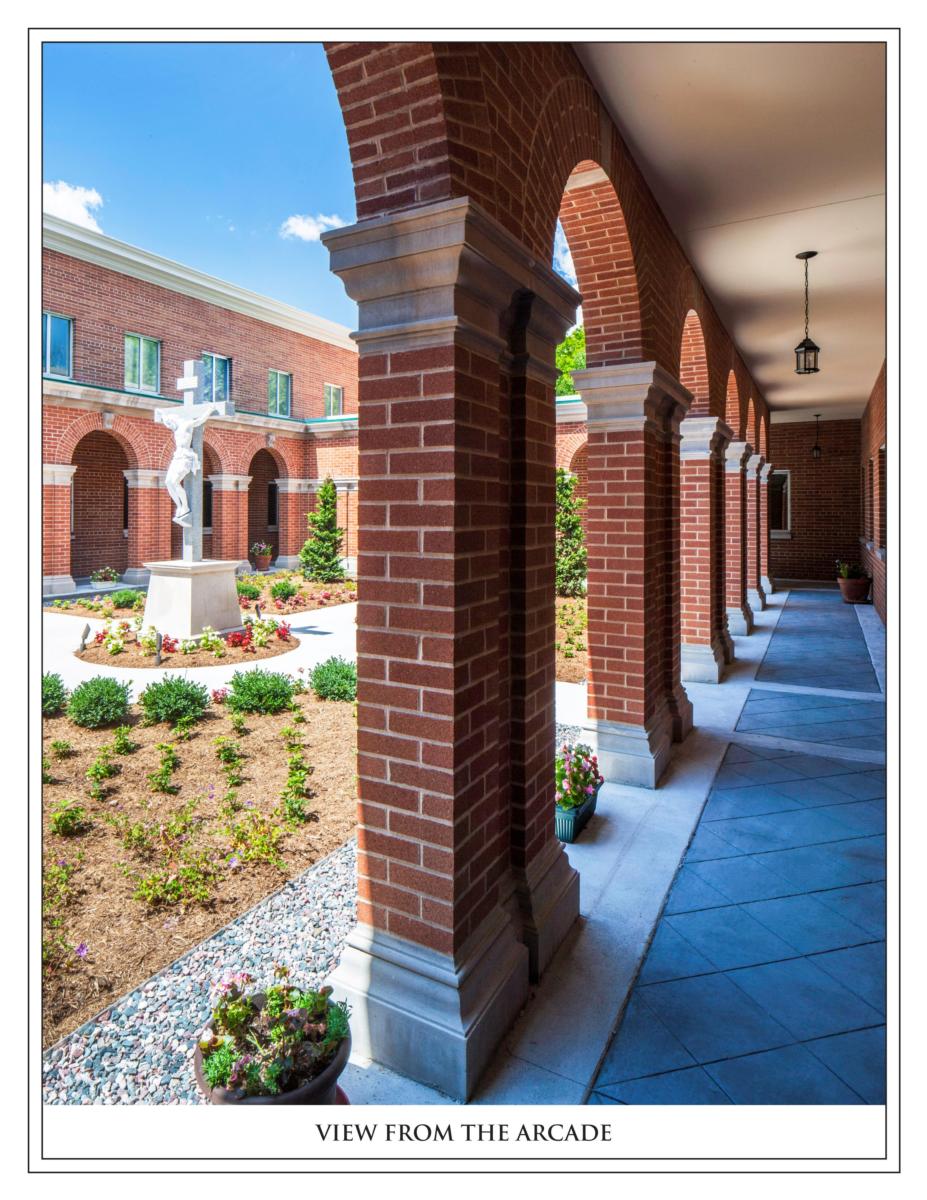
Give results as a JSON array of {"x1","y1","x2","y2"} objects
[
  {"x1": 274, "y1": 555, "x2": 302, "y2": 570},
  {"x1": 142, "y1": 560, "x2": 243, "y2": 639},
  {"x1": 511, "y1": 836, "x2": 580, "y2": 981},
  {"x1": 761, "y1": 574, "x2": 775, "y2": 595},
  {"x1": 43, "y1": 574, "x2": 76, "y2": 597},
  {"x1": 582, "y1": 707, "x2": 675, "y2": 789},
  {"x1": 681, "y1": 641, "x2": 727, "y2": 684},
  {"x1": 748, "y1": 584, "x2": 768, "y2": 612},
  {"x1": 727, "y1": 604, "x2": 755, "y2": 636},
  {"x1": 121, "y1": 567, "x2": 151, "y2": 586},
  {"x1": 327, "y1": 908, "x2": 528, "y2": 1102},
  {"x1": 720, "y1": 623, "x2": 736, "y2": 664}
]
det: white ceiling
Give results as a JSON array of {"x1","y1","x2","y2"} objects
[{"x1": 574, "y1": 42, "x2": 886, "y2": 419}]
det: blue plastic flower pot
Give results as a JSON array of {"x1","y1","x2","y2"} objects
[{"x1": 555, "y1": 784, "x2": 600, "y2": 843}]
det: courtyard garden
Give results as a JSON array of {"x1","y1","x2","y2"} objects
[{"x1": 41, "y1": 659, "x2": 358, "y2": 1049}]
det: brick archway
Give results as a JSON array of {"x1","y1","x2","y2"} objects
[
  {"x1": 679, "y1": 309, "x2": 710, "y2": 416},
  {"x1": 246, "y1": 447, "x2": 286, "y2": 562},
  {"x1": 70, "y1": 430, "x2": 132, "y2": 578},
  {"x1": 726, "y1": 370, "x2": 743, "y2": 440}
]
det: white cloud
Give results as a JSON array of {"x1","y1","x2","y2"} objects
[
  {"x1": 43, "y1": 181, "x2": 104, "y2": 231},
  {"x1": 279, "y1": 212, "x2": 346, "y2": 242},
  {"x1": 553, "y1": 220, "x2": 577, "y2": 287}
]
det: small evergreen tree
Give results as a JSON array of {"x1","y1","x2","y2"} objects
[
  {"x1": 299, "y1": 476, "x2": 345, "y2": 582},
  {"x1": 555, "y1": 325, "x2": 586, "y2": 397},
  {"x1": 555, "y1": 467, "x2": 587, "y2": 597}
]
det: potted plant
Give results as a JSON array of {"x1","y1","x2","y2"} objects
[
  {"x1": 194, "y1": 967, "x2": 351, "y2": 1105},
  {"x1": 251, "y1": 541, "x2": 274, "y2": 571},
  {"x1": 555, "y1": 742, "x2": 604, "y2": 843},
  {"x1": 836, "y1": 560, "x2": 872, "y2": 604}
]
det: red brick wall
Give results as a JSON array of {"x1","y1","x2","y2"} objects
[
  {"x1": 769, "y1": 419, "x2": 861, "y2": 582},
  {"x1": 42, "y1": 249, "x2": 358, "y2": 421},
  {"x1": 860, "y1": 361, "x2": 887, "y2": 622},
  {"x1": 71, "y1": 430, "x2": 129, "y2": 577}
]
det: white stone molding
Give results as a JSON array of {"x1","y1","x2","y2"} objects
[
  {"x1": 760, "y1": 462, "x2": 774, "y2": 483},
  {"x1": 555, "y1": 396, "x2": 588, "y2": 424},
  {"x1": 123, "y1": 469, "x2": 165, "y2": 489},
  {"x1": 274, "y1": 477, "x2": 313, "y2": 494},
  {"x1": 207, "y1": 474, "x2": 251, "y2": 492},
  {"x1": 43, "y1": 573, "x2": 77, "y2": 596},
  {"x1": 572, "y1": 362, "x2": 692, "y2": 434},
  {"x1": 101, "y1": 410, "x2": 116, "y2": 429},
  {"x1": 583, "y1": 703, "x2": 676, "y2": 790},
  {"x1": 746, "y1": 453, "x2": 765, "y2": 480},
  {"x1": 725, "y1": 440, "x2": 753, "y2": 473},
  {"x1": 43, "y1": 463, "x2": 78, "y2": 486},
  {"x1": 679, "y1": 415, "x2": 734, "y2": 460}
]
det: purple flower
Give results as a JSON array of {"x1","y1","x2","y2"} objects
[
  {"x1": 227, "y1": 856, "x2": 241, "y2": 871},
  {"x1": 74, "y1": 942, "x2": 88, "y2": 959},
  {"x1": 57, "y1": 858, "x2": 67, "y2": 867}
]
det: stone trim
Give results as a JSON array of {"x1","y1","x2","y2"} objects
[
  {"x1": 760, "y1": 462, "x2": 774, "y2": 483},
  {"x1": 275, "y1": 476, "x2": 359, "y2": 493},
  {"x1": 123, "y1": 469, "x2": 165, "y2": 489},
  {"x1": 725, "y1": 440, "x2": 753, "y2": 472},
  {"x1": 208, "y1": 474, "x2": 251, "y2": 492},
  {"x1": 43, "y1": 463, "x2": 78, "y2": 486},
  {"x1": 679, "y1": 415, "x2": 733, "y2": 460},
  {"x1": 555, "y1": 396, "x2": 588, "y2": 424},
  {"x1": 745, "y1": 453, "x2": 765, "y2": 480},
  {"x1": 572, "y1": 362, "x2": 692, "y2": 433}
]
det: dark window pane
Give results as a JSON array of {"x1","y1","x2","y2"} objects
[
  {"x1": 48, "y1": 315, "x2": 71, "y2": 375},
  {"x1": 268, "y1": 481, "x2": 278, "y2": 526},
  {"x1": 769, "y1": 472, "x2": 789, "y2": 531},
  {"x1": 204, "y1": 480, "x2": 213, "y2": 529}
]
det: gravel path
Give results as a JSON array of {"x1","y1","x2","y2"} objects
[{"x1": 43, "y1": 840, "x2": 358, "y2": 1105}]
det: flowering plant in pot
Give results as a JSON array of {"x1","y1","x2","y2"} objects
[
  {"x1": 251, "y1": 541, "x2": 274, "y2": 570},
  {"x1": 836, "y1": 560, "x2": 871, "y2": 604},
  {"x1": 194, "y1": 966, "x2": 351, "y2": 1104},
  {"x1": 554, "y1": 742, "x2": 604, "y2": 843}
]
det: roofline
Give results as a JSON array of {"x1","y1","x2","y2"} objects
[{"x1": 42, "y1": 214, "x2": 357, "y2": 354}]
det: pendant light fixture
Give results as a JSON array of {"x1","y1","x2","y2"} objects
[
  {"x1": 794, "y1": 250, "x2": 820, "y2": 374},
  {"x1": 811, "y1": 413, "x2": 822, "y2": 460}
]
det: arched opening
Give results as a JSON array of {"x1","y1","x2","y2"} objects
[
  {"x1": 746, "y1": 397, "x2": 759, "y2": 452},
  {"x1": 70, "y1": 430, "x2": 133, "y2": 580},
  {"x1": 680, "y1": 310, "x2": 710, "y2": 414},
  {"x1": 247, "y1": 448, "x2": 284, "y2": 565},
  {"x1": 725, "y1": 370, "x2": 742, "y2": 438}
]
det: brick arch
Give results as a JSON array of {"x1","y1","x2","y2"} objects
[
  {"x1": 558, "y1": 159, "x2": 643, "y2": 366},
  {"x1": 229, "y1": 437, "x2": 289, "y2": 479},
  {"x1": 70, "y1": 429, "x2": 133, "y2": 577},
  {"x1": 679, "y1": 309, "x2": 710, "y2": 415},
  {"x1": 55, "y1": 410, "x2": 140, "y2": 469},
  {"x1": 746, "y1": 397, "x2": 759, "y2": 450},
  {"x1": 759, "y1": 412, "x2": 770, "y2": 458},
  {"x1": 725, "y1": 370, "x2": 743, "y2": 439},
  {"x1": 556, "y1": 426, "x2": 587, "y2": 470}
]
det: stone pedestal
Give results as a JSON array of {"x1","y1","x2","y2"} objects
[{"x1": 141, "y1": 560, "x2": 242, "y2": 639}]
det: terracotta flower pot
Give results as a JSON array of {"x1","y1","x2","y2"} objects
[
  {"x1": 254, "y1": 553, "x2": 273, "y2": 571},
  {"x1": 194, "y1": 997, "x2": 351, "y2": 1105},
  {"x1": 837, "y1": 576, "x2": 871, "y2": 604}
]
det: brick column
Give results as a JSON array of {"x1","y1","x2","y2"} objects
[
  {"x1": 273, "y1": 477, "x2": 313, "y2": 569},
  {"x1": 760, "y1": 462, "x2": 774, "y2": 595},
  {"x1": 746, "y1": 453, "x2": 767, "y2": 612},
  {"x1": 122, "y1": 469, "x2": 170, "y2": 584},
  {"x1": 323, "y1": 196, "x2": 580, "y2": 1100},
  {"x1": 573, "y1": 363, "x2": 693, "y2": 788},
  {"x1": 43, "y1": 463, "x2": 77, "y2": 594},
  {"x1": 679, "y1": 417, "x2": 734, "y2": 683},
  {"x1": 724, "y1": 442, "x2": 754, "y2": 635},
  {"x1": 208, "y1": 475, "x2": 251, "y2": 572}
]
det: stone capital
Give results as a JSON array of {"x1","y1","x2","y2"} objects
[
  {"x1": 43, "y1": 463, "x2": 78, "y2": 486},
  {"x1": 208, "y1": 474, "x2": 251, "y2": 492},
  {"x1": 725, "y1": 440, "x2": 753, "y2": 472},
  {"x1": 745, "y1": 453, "x2": 765, "y2": 479},
  {"x1": 123, "y1": 468, "x2": 165, "y2": 489},
  {"x1": 274, "y1": 477, "x2": 313, "y2": 494},
  {"x1": 760, "y1": 462, "x2": 774, "y2": 483},
  {"x1": 572, "y1": 362, "x2": 692, "y2": 435},
  {"x1": 323, "y1": 196, "x2": 580, "y2": 379},
  {"x1": 679, "y1": 416, "x2": 734, "y2": 461}
]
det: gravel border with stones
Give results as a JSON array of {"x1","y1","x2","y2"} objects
[
  {"x1": 42, "y1": 840, "x2": 358, "y2": 1105},
  {"x1": 555, "y1": 723, "x2": 583, "y2": 748}
]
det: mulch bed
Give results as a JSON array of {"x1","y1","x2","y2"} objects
[
  {"x1": 42, "y1": 692, "x2": 357, "y2": 1048},
  {"x1": 75, "y1": 629, "x2": 300, "y2": 670},
  {"x1": 556, "y1": 596, "x2": 588, "y2": 683}
]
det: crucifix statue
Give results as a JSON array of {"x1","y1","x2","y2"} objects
[{"x1": 155, "y1": 360, "x2": 234, "y2": 561}]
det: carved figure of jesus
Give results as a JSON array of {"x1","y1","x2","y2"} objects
[{"x1": 156, "y1": 403, "x2": 225, "y2": 525}]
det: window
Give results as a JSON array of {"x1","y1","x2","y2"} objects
[
  {"x1": 323, "y1": 383, "x2": 344, "y2": 417},
  {"x1": 866, "y1": 459, "x2": 875, "y2": 544},
  {"x1": 268, "y1": 369, "x2": 291, "y2": 417},
  {"x1": 202, "y1": 352, "x2": 231, "y2": 402},
  {"x1": 267, "y1": 481, "x2": 278, "y2": 529},
  {"x1": 203, "y1": 479, "x2": 213, "y2": 531},
  {"x1": 769, "y1": 470, "x2": 791, "y2": 535},
  {"x1": 124, "y1": 333, "x2": 160, "y2": 392},
  {"x1": 43, "y1": 312, "x2": 73, "y2": 377},
  {"x1": 123, "y1": 477, "x2": 129, "y2": 532},
  {"x1": 878, "y1": 445, "x2": 886, "y2": 551}
]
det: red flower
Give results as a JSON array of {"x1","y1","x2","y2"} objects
[{"x1": 276, "y1": 621, "x2": 291, "y2": 641}]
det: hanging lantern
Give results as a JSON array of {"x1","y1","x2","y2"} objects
[
  {"x1": 794, "y1": 251, "x2": 820, "y2": 374},
  {"x1": 811, "y1": 413, "x2": 822, "y2": 460}
]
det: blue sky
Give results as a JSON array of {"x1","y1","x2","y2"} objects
[{"x1": 42, "y1": 42, "x2": 359, "y2": 326}]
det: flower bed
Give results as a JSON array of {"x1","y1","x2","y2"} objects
[
  {"x1": 46, "y1": 589, "x2": 147, "y2": 621},
  {"x1": 75, "y1": 618, "x2": 298, "y2": 669},
  {"x1": 236, "y1": 572, "x2": 356, "y2": 617},
  {"x1": 41, "y1": 674, "x2": 357, "y2": 1048},
  {"x1": 556, "y1": 597, "x2": 588, "y2": 683}
]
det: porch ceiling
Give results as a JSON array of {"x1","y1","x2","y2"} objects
[{"x1": 574, "y1": 42, "x2": 886, "y2": 419}]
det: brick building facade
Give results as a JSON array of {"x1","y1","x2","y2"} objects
[{"x1": 42, "y1": 215, "x2": 362, "y2": 592}]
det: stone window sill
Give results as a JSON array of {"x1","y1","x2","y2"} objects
[{"x1": 771, "y1": 530, "x2": 792, "y2": 540}]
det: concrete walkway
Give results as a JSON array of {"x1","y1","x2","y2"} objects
[
  {"x1": 43, "y1": 601, "x2": 358, "y2": 700},
  {"x1": 588, "y1": 589, "x2": 886, "y2": 1104}
]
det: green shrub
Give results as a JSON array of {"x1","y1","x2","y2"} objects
[
  {"x1": 555, "y1": 466, "x2": 587, "y2": 597},
  {"x1": 227, "y1": 670, "x2": 294, "y2": 714},
  {"x1": 67, "y1": 677, "x2": 130, "y2": 728},
  {"x1": 270, "y1": 577, "x2": 298, "y2": 601},
  {"x1": 310, "y1": 656, "x2": 357, "y2": 702},
  {"x1": 43, "y1": 673, "x2": 69, "y2": 716},
  {"x1": 299, "y1": 476, "x2": 345, "y2": 582},
  {"x1": 236, "y1": 580, "x2": 262, "y2": 600},
  {"x1": 139, "y1": 675, "x2": 210, "y2": 727},
  {"x1": 110, "y1": 587, "x2": 143, "y2": 609}
]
